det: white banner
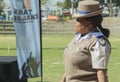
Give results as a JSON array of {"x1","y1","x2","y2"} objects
[{"x1": 10, "y1": 0, "x2": 41, "y2": 79}]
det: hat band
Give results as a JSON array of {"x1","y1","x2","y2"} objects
[
  {"x1": 78, "y1": 10, "x2": 90, "y2": 15},
  {"x1": 78, "y1": 8, "x2": 102, "y2": 15}
]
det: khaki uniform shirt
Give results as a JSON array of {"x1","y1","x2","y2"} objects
[{"x1": 64, "y1": 31, "x2": 111, "y2": 82}]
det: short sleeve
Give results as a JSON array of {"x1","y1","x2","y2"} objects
[{"x1": 90, "y1": 41, "x2": 111, "y2": 69}]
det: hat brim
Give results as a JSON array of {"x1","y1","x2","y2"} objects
[{"x1": 73, "y1": 8, "x2": 103, "y2": 18}]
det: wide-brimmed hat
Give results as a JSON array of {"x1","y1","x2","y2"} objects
[{"x1": 73, "y1": 0, "x2": 103, "y2": 18}]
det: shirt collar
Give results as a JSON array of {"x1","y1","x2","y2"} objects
[
  {"x1": 75, "y1": 29, "x2": 104, "y2": 42},
  {"x1": 76, "y1": 33, "x2": 89, "y2": 42}
]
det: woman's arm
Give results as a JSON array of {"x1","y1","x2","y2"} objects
[
  {"x1": 60, "y1": 73, "x2": 66, "y2": 82},
  {"x1": 97, "y1": 69, "x2": 107, "y2": 82}
]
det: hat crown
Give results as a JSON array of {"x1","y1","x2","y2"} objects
[
  {"x1": 73, "y1": 0, "x2": 103, "y2": 18},
  {"x1": 78, "y1": 0, "x2": 100, "y2": 12}
]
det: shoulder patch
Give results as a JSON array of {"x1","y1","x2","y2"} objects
[{"x1": 98, "y1": 37, "x2": 106, "y2": 46}]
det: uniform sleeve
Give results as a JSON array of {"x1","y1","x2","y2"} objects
[{"x1": 90, "y1": 41, "x2": 111, "y2": 69}]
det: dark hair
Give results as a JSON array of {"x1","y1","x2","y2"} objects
[{"x1": 86, "y1": 15, "x2": 110, "y2": 38}]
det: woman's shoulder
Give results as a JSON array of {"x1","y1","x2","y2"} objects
[{"x1": 89, "y1": 31, "x2": 109, "y2": 46}]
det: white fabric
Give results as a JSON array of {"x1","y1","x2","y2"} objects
[
  {"x1": 76, "y1": 33, "x2": 88, "y2": 42},
  {"x1": 90, "y1": 41, "x2": 110, "y2": 69}
]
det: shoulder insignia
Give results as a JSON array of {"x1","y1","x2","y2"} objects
[
  {"x1": 98, "y1": 37, "x2": 106, "y2": 46},
  {"x1": 90, "y1": 32, "x2": 106, "y2": 46}
]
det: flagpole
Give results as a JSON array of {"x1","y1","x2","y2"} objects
[
  {"x1": 39, "y1": 0, "x2": 43, "y2": 82},
  {"x1": 109, "y1": 0, "x2": 112, "y2": 17}
]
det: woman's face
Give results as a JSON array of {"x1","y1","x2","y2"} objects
[{"x1": 74, "y1": 18, "x2": 89, "y2": 34}]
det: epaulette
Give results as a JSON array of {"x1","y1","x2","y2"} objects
[{"x1": 89, "y1": 32, "x2": 106, "y2": 46}]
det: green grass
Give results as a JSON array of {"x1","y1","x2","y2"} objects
[
  {"x1": 0, "y1": 34, "x2": 120, "y2": 82},
  {"x1": 108, "y1": 36, "x2": 120, "y2": 82},
  {"x1": 0, "y1": 34, "x2": 16, "y2": 56}
]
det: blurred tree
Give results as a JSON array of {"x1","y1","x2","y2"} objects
[
  {"x1": 0, "y1": 0, "x2": 4, "y2": 15},
  {"x1": 56, "y1": 1, "x2": 64, "y2": 7},
  {"x1": 63, "y1": 0, "x2": 80, "y2": 9},
  {"x1": 63, "y1": 0, "x2": 71, "y2": 9},
  {"x1": 55, "y1": 1, "x2": 64, "y2": 15},
  {"x1": 113, "y1": 0, "x2": 120, "y2": 7},
  {"x1": 98, "y1": 0, "x2": 104, "y2": 3},
  {"x1": 41, "y1": 0, "x2": 49, "y2": 5}
]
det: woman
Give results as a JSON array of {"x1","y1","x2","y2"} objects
[{"x1": 60, "y1": 0, "x2": 111, "y2": 82}]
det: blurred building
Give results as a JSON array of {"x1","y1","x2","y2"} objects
[
  {"x1": 2, "y1": 0, "x2": 12, "y2": 21},
  {"x1": 41, "y1": 5, "x2": 62, "y2": 20}
]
